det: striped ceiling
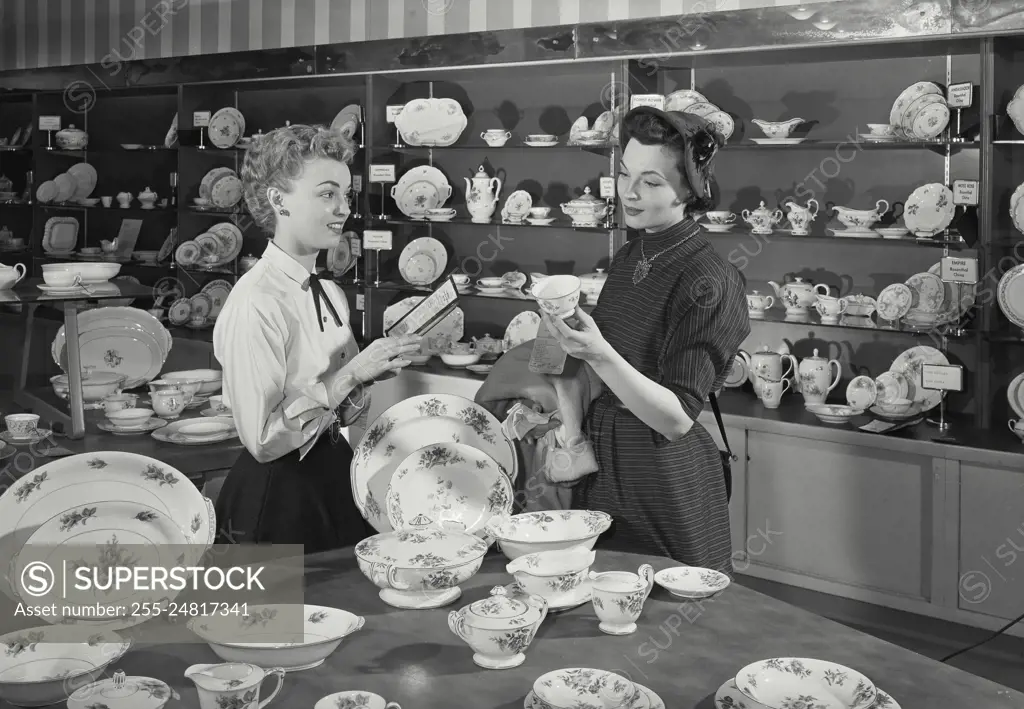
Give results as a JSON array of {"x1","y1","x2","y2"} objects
[{"x1": 0, "y1": 0, "x2": 810, "y2": 72}]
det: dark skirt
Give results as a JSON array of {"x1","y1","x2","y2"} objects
[{"x1": 214, "y1": 431, "x2": 372, "y2": 553}]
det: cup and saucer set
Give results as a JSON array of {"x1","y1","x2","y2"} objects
[{"x1": 1, "y1": 413, "x2": 55, "y2": 445}]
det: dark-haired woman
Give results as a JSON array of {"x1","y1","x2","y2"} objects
[{"x1": 543, "y1": 107, "x2": 750, "y2": 572}]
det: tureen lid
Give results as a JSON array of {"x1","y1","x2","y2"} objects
[
  {"x1": 462, "y1": 585, "x2": 542, "y2": 630},
  {"x1": 565, "y1": 186, "x2": 601, "y2": 206},
  {"x1": 67, "y1": 670, "x2": 178, "y2": 709},
  {"x1": 58, "y1": 124, "x2": 85, "y2": 135}
]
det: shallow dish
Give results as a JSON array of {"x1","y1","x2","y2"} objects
[
  {"x1": 735, "y1": 657, "x2": 876, "y2": 709},
  {"x1": 533, "y1": 668, "x2": 635, "y2": 709},
  {"x1": 654, "y1": 566, "x2": 731, "y2": 598},
  {"x1": 162, "y1": 368, "x2": 222, "y2": 395},
  {"x1": 806, "y1": 403, "x2": 864, "y2": 425},
  {"x1": 188, "y1": 604, "x2": 364, "y2": 671},
  {"x1": 486, "y1": 510, "x2": 612, "y2": 561},
  {"x1": 440, "y1": 352, "x2": 481, "y2": 367}
]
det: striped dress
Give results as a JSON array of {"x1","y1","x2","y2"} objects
[{"x1": 573, "y1": 216, "x2": 750, "y2": 573}]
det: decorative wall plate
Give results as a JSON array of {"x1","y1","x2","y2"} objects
[
  {"x1": 903, "y1": 183, "x2": 954, "y2": 236},
  {"x1": 665, "y1": 89, "x2": 707, "y2": 112},
  {"x1": 209, "y1": 222, "x2": 243, "y2": 263},
  {"x1": 890, "y1": 81, "x2": 942, "y2": 127},
  {"x1": 997, "y1": 263, "x2": 1024, "y2": 329},
  {"x1": 351, "y1": 394, "x2": 515, "y2": 533},
  {"x1": 67, "y1": 162, "x2": 97, "y2": 200},
  {"x1": 904, "y1": 271, "x2": 945, "y2": 314},
  {"x1": 208, "y1": 108, "x2": 242, "y2": 148},
  {"x1": 1007, "y1": 372, "x2": 1024, "y2": 419},
  {"x1": 53, "y1": 172, "x2": 77, "y2": 202},
  {"x1": 392, "y1": 166, "x2": 452, "y2": 218},
  {"x1": 501, "y1": 190, "x2": 533, "y2": 222},
  {"x1": 76, "y1": 326, "x2": 164, "y2": 389},
  {"x1": 876, "y1": 283, "x2": 913, "y2": 321},
  {"x1": 189, "y1": 292, "x2": 213, "y2": 319},
  {"x1": 175, "y1": 240, "x2": 200, "y2": 267},
  {"x1": 394, "y1": 98, "x2": 468, "y2": 147},
  {"x1": 504, "y1": 311, "x2": 541, "y2": 350},
  {"x1": 201, "y1": 280, "x2": 232, "y2": 318},
  {"x1": 398, "y1": 237, "x2": 447, "y2": 286},
  {"x1": 168, "y1": 298, "x2": 192, "y2": 325},
  {"x1": 210, "y1": 174, "x2": 242, "y2": 209},
  {"x1": 200, "y1": 167, "x2": 235, "y2": 200},
  {"x1": 875, "y1": 371, "x2": 910, "y2": 405}
]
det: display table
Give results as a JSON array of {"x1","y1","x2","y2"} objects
[{"x1": 99, "y1": 548, "x2": 1021, "y2": 709}]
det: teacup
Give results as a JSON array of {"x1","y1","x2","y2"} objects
[
  {"x1": 757, "y1": 376, "x2": 790, "y2": 409},
  {"x1": 706, "y1": 211, "x2": 736, "y2": 225},
  {"x1": 105, "y1": 407, "x2": 154, "y2": 429},
  {"x1": 190, "y1": 314, "x2": 207, "y2": 328},
  {"x1": 314, "y1": 691, "x2": 401, "y2": 709},
  {"x1": 151, "y1": 388, "x2": 187, "y2": 418},
  {"x1": 42, "y1": 271, "x2": 82, "y2": 287},
  {"x1": 426, "y1": 207, "x2": 456, "y2": 220},
  {"x1": 866, "y1": 123, "x2": 896, "y2": 136},
  {"x1": 481, "y1": 129, "x2": 511, "y2": 146},
  {"x1": 100, "y1": 196, "x2": 113, "y2": 208},
  {"x1": 529, "y1": 207, "x2": 551, "y2": 219},
  {"x1": 531, "y1": 275, "x2": 581, "y2": 319},
  {"x1": 590, "y1": 564, "x2": 655, "y2": 635},
  {"x1": 1009, "y1": 419, "x2": 1024, "y2": 441},
  {"x1": 4, "y1": 413, "x2": 39, "y2": 439},
  {"x1": 102, "y1": 393, "x2": 138, "y2": 415},
  {"x1": 746, "y1": 291, "x2": 774, "y2": 315},
  {"x1": 208, "y1": 395, "x2": 231, "y2": 415},
  {"x1": 451, "y1": 273, "x2": 471, "y2": 286}
]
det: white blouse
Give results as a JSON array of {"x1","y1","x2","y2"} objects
[{"x1": 213, "y1": 241, "x2": 360, "y2": 463}]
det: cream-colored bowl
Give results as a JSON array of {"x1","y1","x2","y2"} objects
[
  {"x1": 486, "y1": 510, "x2": 612, "y2": 561},
  {"x1": 50, "y1": 370, "x2": 126, "y2": 402},
  {"x1": 531, "y1": 275, "x2": 581, "y2": 318},
  {"x1": 41, "y1": 261, "x2": 121, "y2": 283},
  {"x1": 440, "y1": 352, "x2": 481, "y2": 367},
  {"x1": 162, "y1": 369, "x2": 222, "y2": 396},
  {"x1": 105, "y1": 407, "x2": 154, "y2": 427}
]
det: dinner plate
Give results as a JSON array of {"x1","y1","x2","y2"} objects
[
  {"x1": 351, "y1": 394, "x2": 516, "y2": 533},
  {"x1": 998, "y1": 263, "x2": 1024, "y2": 329},
  {"x1": 903, "y1": 183, "x2": 954, "y2": 237},
  {"x1": 392, "y1": 166, "x2": 452, "y2": 218},
  {"x1": 398, "y1": 237, "x2": 447, "y2": 286},
  {"x1": 1007, "y1": 372, "x2": 1024, "y2": 419},
  {"x1": 208, "y1": 108, "x2": 242, "y2": 148},
  {"x1": 664, "y1": 89, "x2": 707, "y2": 112},
  {"x1": 53, "y1": 306, "x2": 172, "y2": 375},
  {"x1": 904, "y1": 272, "x2": 945, "y2": 314},
  {"x1": 0, "y1": 450, "x2": 213, "y2": 605},
  {"x1": 504, "y1": 311, "x2": 541, "y2": 350},
  {"x1": 152, "y1": 416, "x2": 237, "y2": 445},
  {"x1": 926, "y1": 262, "x2": 976, "y2": 323},
  {"x1": 385, "y1": 442, "x2": 513, "y2": 536},
  {"x1": 75, "y1": 326, "x2": 164, "y2": 389},
  {"x1": 11, "y1": 500, "x2": 194, "y2": 619},
  {"x1": 890, "y1": 345, "x2": 948, "y2": 412},
  {"x1": 890, "y1": 81, "x2": 942, "y2": 127}
]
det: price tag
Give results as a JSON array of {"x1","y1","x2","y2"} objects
[
  {"x1": 349, "y1": 232, "x2": 362, "y2": 257},
  {"x1": 629, "y1": 94, "x2": 665, "y2": 111},
  {"x1": 922, "y1": 363, "x2": 964, "y2": 392},
  {"x1": 352, "y1": 175, "x2": 363, "y2": 193},
  {"x1": 193, "y1": 110, "x2": 211, "y2": 127},
  {"x1": 363, "y1": 230, "x2": 393, "y2": 250},
  {"x1": 38, "y1": 115, "x2": 61, "y2": 131},
  {"x1": 386, "y1": 278, "x2": 460, "y2": 337},
  {"x1": 355, "y1": 293, "x2": 365, "y2": 311},
  {"x1": 953, "y1": 179, "x2": 978, "y2": 206},
  {"x1": 386, "y1": 105, "x2": 405, "y2": 123},
  {"x1": 947, "y1": 82, "x2": 973, "y2": 109},
  {"x1": 599, "y1": 177, "x2": 616, "y2": 199},
  {"x1": 940, "y1": 256, "x2": 979, "y2": 284},
  {"x1": 369, "y1": 164, "x2": 396, "y2": 183}
]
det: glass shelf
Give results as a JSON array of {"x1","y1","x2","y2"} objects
[
  {"x1": 369, "y1": 217, "x2": 616, "y2": 233},
  {"x1": 369, "y1": 143, "x2": 615, "y2": 156},
  {"x1": 38, "y1": 203, "x2": 175, "y2": 214},
  {"x1": 713, "y1": 230, "x2": 969, "y2": 249},
  {"x1": 721, "y1": 140, "x2": 977, "y2": 152},
  {"x1": 750, "y1": 307, "x2": 971, "y2": 338}
]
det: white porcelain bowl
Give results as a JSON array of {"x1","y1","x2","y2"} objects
[
  {"x1": 0, "y1": 627, "x2": 130, "y2": 707},
  {"x1": 41, "y1": 261, "x2": 121, "y2": 283},
  {"x1": 486, "y1": 510, "x2": 612, "y2": 561},
  {"x1": 440, "y1": 352, "x2": 481, "y2": 367},
  {"x1": 162, "y1": 369, "x2": 222, "y2": 396},
  {"x1": 105, "y1": 407, "x2": 154, "y2": 427},
  {"x1": 806, "y1": 403, "x2": 864, "y2": 425},
  {"x1": 874, "y1": 398, "x2": 913, "y2": 416},
  {"x1": 533, "y1": 668, "x2": 635, "y2": 709},
  {"x1": 735, "y1": 657, "x2": 877, "y2": 709},
  {"x1": 50, "y1": 370, "x2": 126, "y2": 402},
  {"x1": 188, "y1": 604, "x2": 364, "y2": 671},
  {"x1": 505, "y1": 546, "x2": 595, "y2": 603}
]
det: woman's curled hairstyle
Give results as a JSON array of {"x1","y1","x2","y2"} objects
[
  {"x1": 620, "y1": 109, "x2": 724, "y2": 214},
  {"x1": 240, "y1": 123, "x2": 357, "y2": 234}
]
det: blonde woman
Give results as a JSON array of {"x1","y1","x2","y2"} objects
[{"x1": 213, "y1": 124, "x2": 421, "y2": 552}]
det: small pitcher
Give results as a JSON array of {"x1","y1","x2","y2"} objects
[
  {"x1": 589, "y1": 564, "x2": 654, "y2": 635},
  {"x1": 185, "y1": 662, "x2": 285, "y2": 709},
  {"x1": 151, "y1": 387, "x2": 186, "y2": 419}
]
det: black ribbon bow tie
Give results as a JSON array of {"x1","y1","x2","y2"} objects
[{"x1": 305, "y1": 273, "x2": 342, "y2": 333}]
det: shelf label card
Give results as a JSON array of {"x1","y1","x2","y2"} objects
[
  {"x1": 599, "y1": 177, "x2": 616, "y2": 199},
  {"x1": 363, "y1": 230, "x2": 393, "y2": 250},
  {"x1": 193, "y1": 110, "x2": 211, "y2": 127},
  {"x1": 922, "y1": 363, "x2": 964, "y2": 392},
  {"x1": 947, "y1": 82, "x2": 973, "y2": 108},
  {"x1": 369, "y1": 164, "x2": 396, "y2": 183},
  {"x1": 952, "y1": 179, "x2": 978, "y2": 206},
  {"x1": 630, "y1": 94, "x2": 665, "y2": 111},
  {"x1": 386, "y1": 105, "x2": 404, "y2": 123},
  {"x1": 349, "y1": 232, "x2": 362, "y2": 256},
  {"x1": 352, "y1": 175, "x2": 363, "y2": 193},
  {"x1": 940, "y1": 256, "x2": 978, "y2": 284},
  {"x1": 355, "y1": 293, "x2": 365, "y2": 311},
  {"x1": 38, "y1": 115, "x2": 61, "y2": 131}
]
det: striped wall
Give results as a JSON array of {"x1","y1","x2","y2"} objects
[{"x1": 0, "y1": 0, "x2": 813, "y2": 72}]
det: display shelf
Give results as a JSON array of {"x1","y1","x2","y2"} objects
[
  {"x1": 721, "y1": 140, "x2": 979, "y2": 152},
  {"x1": 709, "y1": 230, "x2": 969, "y2": 249},
  {"x1": 371, "y1": 144, "x2": 616, "y2": 156},
  {"x1": 0, "y1": 147, "x2": 31, "y2": 153},
  {"x1": 749, "y1": 308, "x2": 972, "y2": 338},
  {"x1": 38, "y1": 204, "x2": 175, "y2": 214},
  {"x1": 370, "y1": 217, "x2": 616, "y2": 233}
]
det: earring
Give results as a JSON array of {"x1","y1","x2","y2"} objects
[{"x1": 278, "y1": 209, "x2": 290, "y2": 217}]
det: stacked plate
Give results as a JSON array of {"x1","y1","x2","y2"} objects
[
  {"x1": 52, "y1": 306, "x2": 172, "y2": 389},
  {"x1": 716, "y1": 658, "x2": 898, "y2": 709},
  {"x1": 198, "y1": 167, "x2": 243, "y2": 209},
  {"x1": 207, "y1": 106, "x2": 246, "y2": 148},
  {"x1": 0, "y1": 451, "x2": 215, "y2": 621},
  {"x1": 890, "y1": 81, "x2": 950, "y2": 140},
  {"x1": 35, "y1": 162, "x2": 97, "y2": 205},
  {"x1": 391, "y1": 165, "x2": 453, "y2": 218},
  {"x1": 351, "y1": 394, "x2": 516, "y2": 535},
  {"x1": 525, "y1": 668, "x2": 665, "y2": 709},
  {"x1": 176, "y1": 221, "x2": 243, "y2": 268},
  {"x1": 665, "y1": 89, "x2": 735, "y2": 141},
  {"x1": 152, "y1": 416, "x2": 237, "y2": 445}
]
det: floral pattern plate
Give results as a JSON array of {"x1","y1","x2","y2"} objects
[
  {"x1": 504, "y1": 311, "x2": 541, "y2": 350},
  {"x1": 875, "y1": 283, "x2": 912, "y2": 321},
  {"x1": 68, "y1": 671, "x2": 179, "y2": 709},
  {"x1": 76, "y1": 326, "x2": 163, "y2": 389},
  {"x1": 997, "y1": 263, "x2": 1024, "y2": 330},
  {"x1": 735, "y1": 657, "x2": 876, "y2": 709},
  {"x1": 533, "y1": 668, "x2": 635, "y2": 709},
  {"x1": 903, "y1": 183, "x2": 954, "y2": 237},
  {"x1": 715, "y1": 678, "x2": 900, "y2": 709},
  {"x1": 11, "y1": 500, "x2": 193, "y2": 618},
  {"x1": 394, "y1": 97, "x2": 468, "y2": 147},
  {"x1": 352, "y1": 394, "x2": 515, "y2": 533},
  {"x1": 927, "y1": 262, "x2": 976, "y2": 323},
  {"x1": 846, "y1": 375, "x2": 878, "y2": 410},
  {"x1": 904, "y1": 271, "x2": 945, "y2": 314},
  {"x1": 386, "y1": 442, "x2": 513, "y2": 535},
  {"x1": 0, "y1": 627, "x2": 130, "y2": 696},
  {"x1": 0, "y1": 451, "x2": 213, "y2": 605},
  {"x1": 502, "y1": 190, "x2": 533, "y2": 222},
  {"x1": 654, "y1": 566, "x2": 731, "y2": 599},
  {"x1": 526, "y1": 682, "x2": 665, "y2": 709},
  {"x1": 392, "y1": 165, "x2": 453, "y2": 218},
  {"x1": 889, "y1": 81, "x2": 942, "y2": 127},
  {"x1": 398, "y1": 236, "x2": 447, "y2": 286},
  {"x1": 890, "y1": 345, "x2": 948, "y2": 412}
]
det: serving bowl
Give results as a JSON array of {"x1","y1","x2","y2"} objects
[
  {"x1": 735, "y1": 657, "x2": 877, "y2": 709},
  {"x1": 161, "y1": 368, "x2": 222, "y2": 396},
  {"x1": 354, "y1": 528, "x2": 488, "y2": 608},
  {"x1": 188, "y1": 604, "x2": 364, "y2": 671},
  {"x1": 50, "y1": 370, "x2": 126, "y2": 403},
  {"x1": 805, "y1": 403, "x2": 864, "y2": 425},
  {"x1": 41, "y1": 261, "x2": 121, "y2": 284},
  {"x1": 440, "y1": 352, "x2": 481, "y2": 367},
  {"x1": 0, "y1": 627, "x2": 130, "y2": 707},
  {"x1": 505, "y1": 545, "x2": 595, "y2": 604},
  {"x1": 486, "y1": 510, "x2": 612, "y2": 560}
]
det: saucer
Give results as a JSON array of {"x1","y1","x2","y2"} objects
[
  {"x1": 201, "y1": 407, "x2": 232, "y2": 417},
  {"x1": 654, "y1": 566, "x2": 731, "y2": 599},
  {"x1": 37, "y1": 284, "x2": 86, "y2": 294},
  {"x1": 715, "y1": 678, "x2": 900, "y2": 709},
  {"x1": 1, "y1": 429, "x2": 53, "y2": 444},
  {"x1": 525, "y1": 682, "x2": 665, "y2": 709},
  {"x1": 524, "y1": 141, "x2": 557, "y2": 147},
  {"x1": 97, "y1": 419, "x2": 168, "y2": 435},
  {"x1": 749, "y1": 138, "x2": 808, "y2": 145},
  {"x1": 828, "y1": 228, "x2": 879, "y2": 238},
  {"x1": 703, "y1": 224, "x2": 735, "y2": 233},
  {"x1": 527, "y1": 217, "x2": 555, "y2": 225},
  {"x1": 466, "y1": 364, "x2": 493, "y2": 375},
  {"x1": 426, "y1": 215, "x2": 456, "y2": 222}
]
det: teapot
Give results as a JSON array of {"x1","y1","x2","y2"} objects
[
  {"x1": 560, "y1": 187, "x2": 609, "y2": 227},
  {"x1": 185, "y1": 662, "x2": 285, "y2": 709},
  {"x1": 783, "y1": 198, "x2": 819, "y2": 235},
  {"x1": 448, "y1": 585, "x2": 548, "y2": 670},
  {"x1": 138, "y1": 186, "x2": 157, "y2": 209},
  {"x1": 768, "y1": 277, "x2": 829, "y2": 315},
  {"x1": 797, "y1": 348, "x2": 841, "y2": 405},
  {"x1": 0, "y1": 262, "x2": 26, "y2": 290},
  {"x1": 738, "y1": 345, "x2": 798, "y2": 396},
  {"x1": 742, "y1": 201, "x2": 783, "y2": 235},
  {"x1": 464, "y1": 165, "x2": 502, "y2": 224},
  {"x1": 471, "y1": 333, "x2": 503, "y2": 357}
]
